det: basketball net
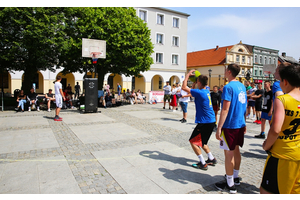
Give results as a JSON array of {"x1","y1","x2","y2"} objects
[{"x1": 91, "y1": 52, "x2": 102, "y2": 64}]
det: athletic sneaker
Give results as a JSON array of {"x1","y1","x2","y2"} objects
[
  {"x1": 246, "y1": 115, "x2": 250, "y2": 119},
  {"x1": 54, "y1": 118, "x2": 62, "y2": 121},
  {"x1": 28, "y1": 107, "x2": 31, "y2": 112},
  {"x1": 254, "y1": 133, "x2": 265, "y2": 139},
  {"x1": 176, "y1": 108, "x2": 178, "y2": 110},
  {"x1": 163, "y1": 107, "x2": 165, "y2": 109},
  {"x1": 179, "y1": 118, "x2": 184, "y2": 122},
  {"x1": 205, "y1": 158, "x2": 217, "y2": 166},
  {"x1": 253, "y1": 120, "x2": 258, "y2": 123},
  {"x1": 192, "y1": 162, "x2": 208, "y2": 170},
  {"x1": 256, "y1": 120, "x2": 261, "y2": 124},
  {"x1": 215, "y1": 181, "x2": 237, "y2": 194},
  {"x1": 224, "y1": 174, "x2": 241, "y2": 185},
  {"x1": 48, "y1": 109, "x2": 51, "y2": 112},
  {"x1": 181, "y1": 119, "x2": 187, "y2": 123},
  {"x1": 15, "y1": 107, "x2": 19, "y2": 111}
]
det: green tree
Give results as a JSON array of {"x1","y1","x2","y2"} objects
[
  {"x1": 59, "y1": 7, "x2": 154, "y2": 90},
  {"x1": 0, "y1": 7, "x2": 66, "y2": 93}
]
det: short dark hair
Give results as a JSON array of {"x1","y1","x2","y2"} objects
[
  {"x1": 227, "y1": 64, "x2": 240, "y2": 77},
  {"x1": 197, "y1": 75, "x2": 208, "y2": 86},
  {"x1": 279, "y1": 63, "x2": 300, "y2": 87},
  {"x1": 213, "y1": 85, "x2": 218, "y2": 89},
  {"x1": 56, "y1": 76, "x2": 61, "y2": 80},
  {"x1": 49, "y1": 89, "x2": 52, "y2": 91}
]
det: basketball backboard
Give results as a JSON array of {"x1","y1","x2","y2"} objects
[
  {"x1": 263, "y1": 64, "x2": 276, "y2": 75},
  {"x1": 82, "y1": 38, "x2": 106, "y2": 59}
]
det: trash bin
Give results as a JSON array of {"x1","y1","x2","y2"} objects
[{"x1": 14, "y1": 89, "x2": 20, "y2": 98}]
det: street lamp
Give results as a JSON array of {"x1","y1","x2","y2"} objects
[
  {"x1": 208, "y1": 69, "x2": 212, "y2": 89},
  {"x1": 218, "y1": 74, "x2": 221, "y2": 87}
]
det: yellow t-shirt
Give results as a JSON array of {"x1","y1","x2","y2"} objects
[{"x1": 270, "y1": 94, "x2": 300, "y2": 161}]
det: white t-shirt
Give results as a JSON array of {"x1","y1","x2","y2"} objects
[
  {"x1": 171, "y1": 88, "x2": 177, "y2": 95},
  {"x1": 180, "y1": 89, "x2": 190, "y2": 102},
  {"x1": 248, "y1": 87, "x2": 257, "y2": 102},
  {"x1": 54, "y1": 82, "x2": 62, "y2": 97},
  {"x1": 176, "y1": 86, "x2": 181, "y2": 95}
]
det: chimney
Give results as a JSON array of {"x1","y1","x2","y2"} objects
[
  {"x1": 215, "y1": 45, "x2": 219, "y2": 50},
  {"x1": 282, "y1": 52, "x2": 286, "y2": 57}
]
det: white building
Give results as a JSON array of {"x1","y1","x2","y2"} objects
[{"x1": 1, "y1": 7, "x2": 189, "y2": 95}]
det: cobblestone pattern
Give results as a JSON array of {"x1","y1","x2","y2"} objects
[{"x1": 0, "y1": 106, "x2": 267, "y2": 194}]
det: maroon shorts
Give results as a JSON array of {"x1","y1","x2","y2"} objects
[
  {"x1": 219, "y1": 127, "x2": 245, "y2": 151},
  {"x1": 213, "y1": 105, "x2": 219, "y2": 112}
]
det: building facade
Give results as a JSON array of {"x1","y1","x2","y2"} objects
[
  {"x1": 252, "y1": 46, "x2": 278, "y2": 83},
  {"x1": 0, "y1": 7, "x2": 189, "y2": 96}
]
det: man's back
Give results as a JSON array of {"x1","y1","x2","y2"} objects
[
  {"x1": 222, "y1": 81, "x2": 247, "y2": 129},
  {"x1": 54, "y1": 82, "x2": 62, "y2": 96}
]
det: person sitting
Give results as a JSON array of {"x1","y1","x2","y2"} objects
[
  {"x1": 136, "y1": 89, "x2": 144, "y2": 104},
  {"x1": 124, "y1": 89, "x2": 133, "y2": 104},
  {"x1": 26, "y1": 88, "x2": 40, "y2": 111},
  {"x1": 105, "y1": 92, "x2": 113, "y2": 107},
  {"x1": 15, "y1": 90, "x2": 26, "y2": 112},
  {"x1": 63, "y1": 88, "x2": 74, "y2": 109},
  {"x1": 131, "y1": 89, "x2": 137, "y2": 104},
  {"x1": 45, "y1": 89, "x2": 55, "y2": 112}
]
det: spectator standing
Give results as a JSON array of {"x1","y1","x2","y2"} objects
[
  {"x1": 74, "y1": 82, "x2": 81, "y2": 99},
  {"x1": 251, "y1": 82, "x2": 264, "y2": 124},
  {"x1": 215, "y1": 64, "x2": 247, "y2": 194},
  {"x1": 54, "y1": 76, "x2": 66, "y2": 121},
  {"x1": 260, "y1": 63, "x2": 300, "y2": 194},
  {"x1": 27, "y1": 88, "x2": 40, "y2": 112},
  {"x1": 210, "y1": 85, "x2": 221, "y2": 128},
  {"x1": 254, "y1": 81, "x2": 273, "y2": 138},
  {"x1": 15, "y1": 90, "x2": 26, "y2": 112},
  {"x1": 182, "y1": 70, "x2": 217, "y2": 171},
  {"x1": 179, "y1": 85, "x2": 191, "y2": 123},
  {"x1": 246, "y1": 82, "x2": 257, "y2": 120},
  {"x1": 170, "y1": 84, "x2": 177, "y2": 112},
  {"x1": 175, "y1": 82, "x2": 181, "y2": 110},
  {"x1": 163, "y1": 81, "x2": 171, "y2": 109},
  {"x1": 117, "y1": 83, "x2": 122, "y2": 101},
  {"x1": 45, "y1": 89, "x2": 55, "y2": 112}
]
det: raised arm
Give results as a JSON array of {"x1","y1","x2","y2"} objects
[{"x1": 182, "y1": 69, "x2": 195, "y2": 94}]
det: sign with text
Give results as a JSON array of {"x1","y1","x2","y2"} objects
[{"x1": 149, "y1": 91, "x2": 164, "y2": 103}]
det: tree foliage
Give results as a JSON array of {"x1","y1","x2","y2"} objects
[
  {"x1": 58, "y1": 7, "x2": 154, "y2": 89},
  {"x1": 0, "y1": 7, "x2": 66, "y2": 92}
]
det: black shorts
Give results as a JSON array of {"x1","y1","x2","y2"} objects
[
  {"x1": 255, "y1": 100, "x2": 262, "y2": 111},
  {"x1": 189, "y1": 123, "x2": 215, "y2": 147}
]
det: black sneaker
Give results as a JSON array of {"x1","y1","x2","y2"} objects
[
  {"x1": 169, "y1": 107, "x2": 171, "y2": 110},
  {"x1": 179, "y1": 118, "x2": 184, "y2": 122},
  {"x1": 163, "y1": 107, "x2": 165, "y2": 109},
  {"x1": 15, "y1": 107, "x2": 19, "y2": 111},
  {"x1": 192, "y1": 162, "x2": 208, "y2": 170},
  {"x1": 215, "y1": 181, "x2": 237, "y2": 194},
  {"x1": 254, "y1": 133, "x2": 265, "y2": 139},
  {"x1": 181, "y1": 119, "x2": 187, "y2": 123},
  {"x1": 176, "y1": 108, "x2": 178, "y2": 110},
  {"x1": 224, "y1": 174, "x2": 241, "y2": 185},
  {"x1": 205, "y1": 158, "x2": 217, "y2": 166}
]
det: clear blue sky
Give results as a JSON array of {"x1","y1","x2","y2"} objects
[{"x1": 165, "y1": 7, "x2": 300, "y2": 60}]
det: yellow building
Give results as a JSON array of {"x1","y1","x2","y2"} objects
[{"x1": 187, "y1": 41, "x2": 253, "y2": 88}]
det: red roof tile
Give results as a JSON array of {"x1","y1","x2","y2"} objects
[{"x1": 187, "y1": 45, "x2": 233, "y2": 68}]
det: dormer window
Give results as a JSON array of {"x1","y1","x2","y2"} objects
[{"x1": 238, "y1": 49, "x2": 243, "y2": 52}]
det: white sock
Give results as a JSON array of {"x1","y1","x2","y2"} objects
[
  {"x1": 197, "y1": 154, "x2": 206, "y2": 165},
  {"x1": 226, "y1": 174, "x2": 234, "y2": 187},
  {"x1": 207, "y1": 152, "x2": 214, "y2": 160},
  {"x1": 233, "y1": 169, "x2": 239, "y2": 179}
]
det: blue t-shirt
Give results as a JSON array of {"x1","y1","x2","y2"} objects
[
  {"x1": 190, "y1": 89, "x2": 216, "y2": 124},
  {"x1": 221, "y1": 81, "x2": 247, "y2": 129},
  {"x1": 272, "y1": 81, "x2": 282, "y2": 102}
]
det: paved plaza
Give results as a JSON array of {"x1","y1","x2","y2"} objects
[{"x1": 0, "y1": 103, "x2": 269, "y2": 194}]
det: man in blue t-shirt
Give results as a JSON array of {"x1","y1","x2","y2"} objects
[
  {"x1": 214, "y1": 64, "x2": 247, "y2": 194},
  {"x1": 182, "y1": 70, "x2": 217, "y2": 171},
  {"x1": 272, "y1": 65, "x2": 284, "y2": 103}
]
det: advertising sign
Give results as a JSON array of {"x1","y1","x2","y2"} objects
[{"x1": 148, "y1": 91, "x2": 164, "y2": 103}]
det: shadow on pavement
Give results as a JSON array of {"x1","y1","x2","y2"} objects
[
  {"x1": 241, "y1": 151, "x2": 267, "y2": 159},
  {"x1": 160, "y1": 118, "x2": 181, "y2": 122}
]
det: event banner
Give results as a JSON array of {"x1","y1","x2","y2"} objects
[{"x1": 148, "y1": 91, "x2": 164, "y2": 103}]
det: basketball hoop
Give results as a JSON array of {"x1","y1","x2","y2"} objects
[{"x1": 91, "y1": 52, "x2": 102, "y2": 64}]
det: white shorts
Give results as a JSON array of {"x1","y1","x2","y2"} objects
[{"x1": 56, "y1": 96, "x2": 62, "y2": 108}]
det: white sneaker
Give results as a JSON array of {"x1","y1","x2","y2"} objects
[
  {"x1": 37, "y1": 107, "x2": 40, "y2": 112},
  {"x1": 251, "y1": 117, "x2": 256, "y2": 120},
  {"x1": 48, "y1": 109, "x2": 51, "y2": 112},
  {"x1": 28, "y1": 107, "x2": 31, "y2": 112},
  {"x1": 173, "y1": 110, "x2": 176, "y2": 112},
  {"x1": 246, "y1": 115, "x2": 249, "y2": 119}
]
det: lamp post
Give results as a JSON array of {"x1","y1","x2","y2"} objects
[
  {"x1": 208, "y1": 69, "x2": 212, "y2": 89},
  {"x1": 218, "y1": 74, "x2": 221, "y2": 87}
]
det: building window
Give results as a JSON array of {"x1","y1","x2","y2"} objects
[
  {"x1": 172, "y1": 36, "x2": 179, "y2": 47},
  {"x1": 260, "y1": 70, "x2": 262, "y2": 76},
  {"x1": 156, "y1": 33, "x2": 164, "y2": 44},
  {"x1": 248, "y1": 56, "x2": 251, "y2": 64},
  {"x1": 157, "y1": 14, "x2": 164, "y2": 25},
  {"x1": 159, "y1": 77, "x2": 162, "y2": 89},
  {"x1": 139, "y1": 10, "x2": 147, "y2": 22},
  {"x1": 273, "y1": 58, "x2": 276, "y2": 64},
  {"x1": 254, "y1": 70, "x2": 257, "y2": 76},
  {"x1": 269, "y1": 57, "x2": 271, "y2": 64},
  {"x1": 242, "y1": 56, "x2": 245, "y2": 64},
  {"x1": 255, "y1": 55, "x2": 258, "y2": 63},
  {"x1": 236, "y1": 55, "x2": 240, "y2": 62},
  {"x1": 241, "y1": 68, "x2": 245, "y2": 74},
  {"x1": 259, "y1": 56, "x2": 262, "y2": 64},
  {"x1": 156, "y1": 53, "x2": 163, "y2": 63},
  {"x1": 265, "y1": 57, "x2": 267, "y2": 64},
  {"x1": 172, "y1": 54, "x2": 179, "y2": 65},
  {"x1": 173, "y1": 17, "x2": 179, "y2": 28},
  {"x1": 238, "y1": 49, "x2": 243, "y2": 52}
]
